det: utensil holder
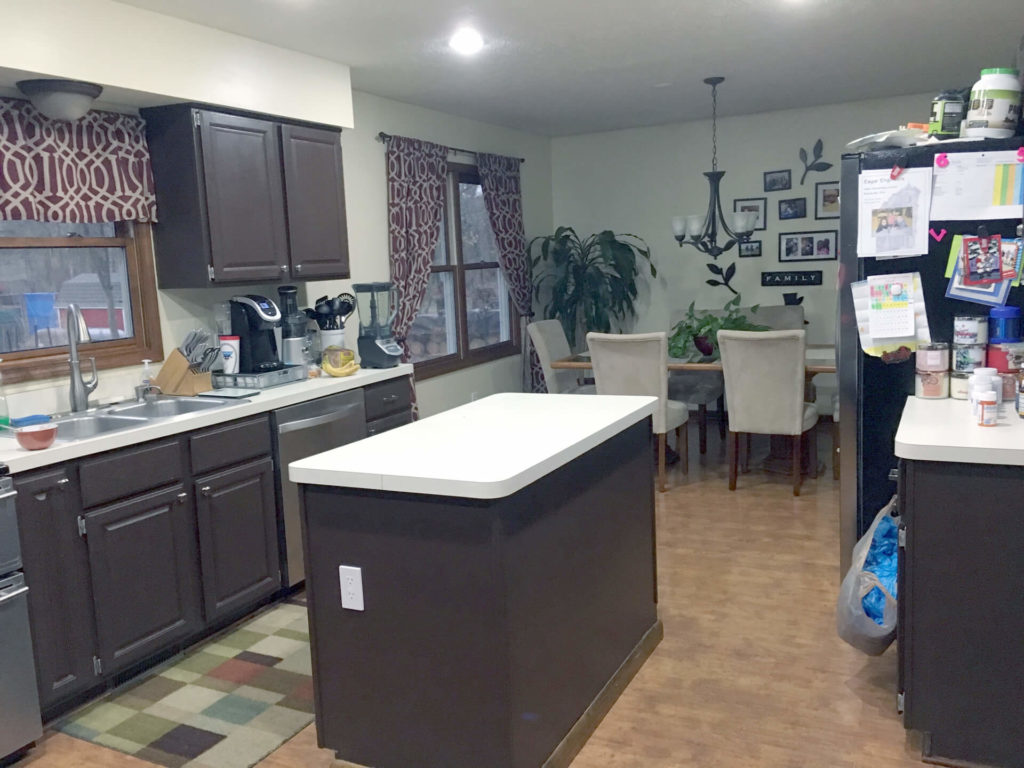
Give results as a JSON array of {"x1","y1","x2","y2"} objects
[
  {"x1": 153, "y1": 349, "x2": 212, "y2": 396},
  {"x1": 319, "y1": 329, "x2": 344, "y2": 350}
]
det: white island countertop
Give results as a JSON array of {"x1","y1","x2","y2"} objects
[
  {"x1": 0, "y1": 365, "x2": 413, "y2": 474},
  {"x1": 895, "y1": 397, "x2": 1024, "y2": 466},
  {"x1": 288, "y1": 392, "x2": 657, "y2": 499}
]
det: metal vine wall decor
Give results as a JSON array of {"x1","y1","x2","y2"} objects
[
  {"x1": 798, "y1": 139, "x2": 833, "y2": 185},
  {"x1": 706, "y1": 260, "x2": 738, "y2": 295}
]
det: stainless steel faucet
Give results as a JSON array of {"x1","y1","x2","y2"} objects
[{"x1": 67, "y1": 303, "x2": 98, "y2": 412}]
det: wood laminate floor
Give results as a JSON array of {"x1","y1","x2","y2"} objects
[{"x1": 20, "y1": 424, "x2": 921, "y2": 768}]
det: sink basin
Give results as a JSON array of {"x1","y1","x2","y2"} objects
[
  {"x1": 109, "y1": 396, "x2": 237, "y2": 419},
  {"x1": 54, "y1": 414, "x2": 149, "y2": 441}
]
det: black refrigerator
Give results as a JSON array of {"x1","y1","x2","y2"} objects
[{"x1": 837, "y1": 138, "x2": 1024, "y2": 572}]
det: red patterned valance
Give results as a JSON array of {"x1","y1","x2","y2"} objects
[{"x1": 0, "y1": 97, "x2": 157, "y2": 223}]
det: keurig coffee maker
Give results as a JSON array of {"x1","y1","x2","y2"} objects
[{"x1": 230, "y1": 295, "x2": 284, "y2": 373}]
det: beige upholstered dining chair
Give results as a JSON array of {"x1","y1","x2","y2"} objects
[
  {"x1": 586, "y1": 331, "x2": 688, "y2": 492},
  {"x1": 717, "y1": 329, "x2": 819, "y2": 496},
  {"x1": 528, "y1": 320, "x2": 596, "y2": 394}
]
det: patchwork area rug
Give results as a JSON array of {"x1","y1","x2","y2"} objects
[{"x1": 58, "y1": 602, "x2": 314, "y2": 768}]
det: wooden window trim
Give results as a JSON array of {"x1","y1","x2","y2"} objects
[
  {"x1": 0, "y1": 221, "x2": 164, "y2": 384},
  {"x1": 414, "y1": 164, "x2": 521, "y2": 381}
]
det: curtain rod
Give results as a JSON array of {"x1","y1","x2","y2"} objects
[{"x1": 376, "y1": 132, "x2": 525, "y2": 164}]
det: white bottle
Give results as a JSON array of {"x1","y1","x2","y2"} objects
[
  {"x1": 979, "y1": 391, "x2": 998, "y2": 426},
  {"x1": 140, "y1": 359, "x2": 154, "y2": 387},
  {"x1": 965, "y1": 68, "x2": 1021, "y2": 139}
]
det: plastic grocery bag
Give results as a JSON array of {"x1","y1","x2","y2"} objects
[{"x1": 836, "y1": 496, "x2": 900, "y2": 656}]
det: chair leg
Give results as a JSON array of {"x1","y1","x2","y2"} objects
[
  {"x1": 740, "y1": 433, "x2": 751, "y2": 472},
  {"x1": 792, "y1": 434, "x2": 802, "y2": 496},
  {"x1": 833, "y1": 421, "x2": 840, "y2": 480},
  {"x1": 698, "y1": 404, "x2": 708, "y2": 455},
  {"x1": 727, "y1": 431, "x2": 738, "y2": 491},
  {"x1": 676, "y1": 423, "x2": 688, "y2": 475},
  {"x1": 717, "y1": 395, "x2": 727, "y2": 440},
  {"x1": 657, "y1": 433, "x2": 667, "y2": 493},
  {"x1": 807, "y1": 425, "x2": 819, "y2": 479}
]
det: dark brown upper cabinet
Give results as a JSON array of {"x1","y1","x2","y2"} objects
[{"x1": 142, "y1": 104, "x2": 349, "y2": 287}]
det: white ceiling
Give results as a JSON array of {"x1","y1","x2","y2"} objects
[{"x1": 114, "y1": 0, "x2": 1023, "y2": 136}]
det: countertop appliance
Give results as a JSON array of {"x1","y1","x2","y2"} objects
[
  {"x1": 837, "y1": 137, "x2": 1024, "y2": 573},
  {"x1": 0, "y1": 464, "x2": 43, "y2": 761},
  {"x1": 230, "y1": 295, "x2": 283, "y2": 374},
  {"x1": 277, "y1": 285, "x2": 307, "y2": 367},
  {"x1": 272, "y1": 391, "x2": 367, "y2": 587},
  {"x1": 353, "y1": 282, "x2": 402, "y2": 368}
]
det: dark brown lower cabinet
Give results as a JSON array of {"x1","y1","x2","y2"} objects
[
  {"x1": 84, "y1": 485, "x2": 202, "y2": 676},
  {"x1": 195, "y1": 457, "x2": 279, "y2": 622},
  {"x1": 14, "y1": 468, "x2": 97, "y2": 712}
]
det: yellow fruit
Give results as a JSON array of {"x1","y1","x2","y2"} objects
[{"x1": 322, "y1": 358, "x2": 360, "y2": 377}]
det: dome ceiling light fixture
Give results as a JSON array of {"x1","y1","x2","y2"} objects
[
  {"x1": 449, "y1": 26, "x2": 484, "y2": 56},
  {"x1": 16, "y1": 78, "x2": 104, "y2": 121}
]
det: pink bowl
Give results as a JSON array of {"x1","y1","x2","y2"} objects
[{"x1": 15, "y1": 423, "x2": 57, "y2": 450}]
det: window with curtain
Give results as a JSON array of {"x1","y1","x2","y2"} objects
[
  {"x1": 406, "y1": 163, "x2": 519, "y2": 376},
  {"x1": 0, "y1": 97, "x2": 162, "y2": 383}
]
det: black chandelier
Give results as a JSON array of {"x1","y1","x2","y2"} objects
[{"x1": 671, "y1": 77, "x2": 755, "y2": 258}]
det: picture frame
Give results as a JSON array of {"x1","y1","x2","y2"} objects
[
  {"x1": 763, "y1": 170, "x2": 791, "y2": 192},
  {"x1": 778, "y1": 230, "x2": 838, "y2": 262},
  {"x1": 815, "y1": 180, "x2": 840, "y2": 219},
  {"x1": 733, "y1": 197, "x2": 767, "y2": 231},
  {"x1": 738, "y1": 240, "x2": 762, "y2": 258},
  {"x1": 778, "y1": 197, "x2": 807, "y2": 221}
]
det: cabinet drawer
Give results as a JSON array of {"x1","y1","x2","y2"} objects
[
  {"x1": 190, "y1": 415, "x2": 271, "y2": 475},
  {"x1": 80, "y1": 438, "x2": 183, "y2": 509},
  {"x1": 364, "y1": 377, "x2": 411, "y2": 421},
  {"x1": 366, "y1": 410, "x2": 412, "y2": 437}
]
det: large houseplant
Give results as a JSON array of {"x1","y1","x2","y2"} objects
[
  {"x1": 530, "y1": 227, "x2": 656, "y2": 348},
  {"x1": 668, "y1": 294, "x2": 768, "y2": 361}
]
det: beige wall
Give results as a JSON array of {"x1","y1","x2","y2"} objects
[
  {"x1": 0, "y1": 0, "x2": 353, "y2": 127},
  {"x1": 550, "y1": 92, "x2": 933, "y2": 410}
]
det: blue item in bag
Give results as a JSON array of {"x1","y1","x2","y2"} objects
[{"x1": 861, "y1": 514, "x2": 898, "y2": 625}]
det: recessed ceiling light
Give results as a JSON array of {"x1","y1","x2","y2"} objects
[{"x1": 449, "y1": 27, "x2": 484, "y2": 56}]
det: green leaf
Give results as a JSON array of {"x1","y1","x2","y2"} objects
[{"x1": 813, "y1": 139, "x2": 823, "y2": 160}]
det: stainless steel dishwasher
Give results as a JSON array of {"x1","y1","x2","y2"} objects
[
  {"x1": 1, "y1": 465, "x2": 43, "y2": 761},
  {"x1": 273, "y1": 390, "x2": 366, "y2": 587}
]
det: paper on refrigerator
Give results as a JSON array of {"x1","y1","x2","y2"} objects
[
  {"x1": 851, "y1": 273, "x2": 931, "y2": 358},
  {"x1": 857, "y1": 168, "x2": 933, "y2": 258},
  {"x1": 930, "y1": 150, "x2": 1024, "y2": 221}
]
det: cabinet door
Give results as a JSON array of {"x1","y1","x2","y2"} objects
[
  {"x1": 14, "y1": 468, "x2": 98, "y2": 712},
  {"x1": 199, "y1": 111, "x2": 289, "y2": 282},
  {"x1": 195, "y1": 457, "x2": 280, "y2": 622},
  {"x1": 281, "y1": 124, "x2": 349, "y2": 280},
  {"x1": 85, "y1": 486, "x2": 202, "y2": 675}
]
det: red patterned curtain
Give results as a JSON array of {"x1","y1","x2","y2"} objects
[
  {"x1": 0, "y1": 98, "x2": 156, "y2": 223},
  {"x1": 477, "y1": 153, "x2": 544, "y2": 392}
]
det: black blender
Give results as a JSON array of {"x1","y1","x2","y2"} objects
[{"x1": 353, "y1": 282, "x2": 402, "y2": 368}]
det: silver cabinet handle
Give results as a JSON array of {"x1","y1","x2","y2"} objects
[
  {"x1": 280, "y1": 264, "x2": 288, "y2": 272},
  {"x1": 57, "y1": 478, "x2": 70, "y2": 490},
  {"x1": 200, "y1": 487, "x2": 211, "y2": 497},
  {"x1": 0, "y1": 585, "x2": 29, "y2": 605},
  {"x1": 294, "y1": 264, "x2": 303, "y2": 273},
  {"x1": 381, "y1": 394, "x2": 399, "y2": 403},
  {"x1": 177, "y1": 492, "x2": 189, "y2": 503}
]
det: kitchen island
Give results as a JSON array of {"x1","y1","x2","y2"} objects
[
  {"x1": 290, "y1": 393, "x2": 661, "y2": 768},
  {"x1": 895, "y1": 398, "x2": 1024, "y2": 767}
]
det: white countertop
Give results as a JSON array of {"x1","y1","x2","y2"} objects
[
  {"x1": 895, "y1": 397, "x2": 1024, "y2": 466},
  {"x1": 0, "y1": 365, "x2": 413, "y2": 475},
  {"x1": 288, "y1": 392, "x2": 657, "y2": 499}
]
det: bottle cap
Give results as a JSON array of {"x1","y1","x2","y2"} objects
[{"x1": 980, "y1": 390, "x2": 997, "y2": 402}]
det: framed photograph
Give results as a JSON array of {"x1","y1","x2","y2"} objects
[
  {"x1": 739, "y1": 240, "x2": 762, "y2": 258},
  {"x1": 733, "y1": 197, "x2": 767, "y2": 231},
  {"x1": 778, "y1": 197, "x2": 807, "y2": 221},
  {"x1": 778, "y1": 230, "x2": 838, "y2": 262},
  {"x1": 763, "y1": 170, "x2": 791, "y2": 192},
  {"x1": 815, "y1": 180, "x2": 840, "y2": 219}
]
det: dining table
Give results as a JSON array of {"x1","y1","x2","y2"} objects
[{"x1": 551, "y1": 344, "x2": 837, "y2": 475}]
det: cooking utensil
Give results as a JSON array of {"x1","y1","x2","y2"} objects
[
  {"x1": 336, "y1": 293, "x2": 356, "y2": 324},
  {"x1": 199, "y1": 346, "x2": 219, "y2": 372}
]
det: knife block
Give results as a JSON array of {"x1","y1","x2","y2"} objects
[{"x1": 153, "y1": 349, "x2": 212, "y2": 396}]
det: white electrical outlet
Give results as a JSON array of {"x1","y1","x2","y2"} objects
[{"x1": 338, "y1": 565, "x2": 364, "y2": 611}]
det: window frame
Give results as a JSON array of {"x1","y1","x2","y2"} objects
[
  {"x1": 0, "y1": 220, "x2": 163, "y2": 385},
  {"x1": 413, "y1": 162, "x2": 520, "y2": 380}
]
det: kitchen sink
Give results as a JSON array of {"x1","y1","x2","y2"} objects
[
  {"x1": 54, "y1": 414, "x2": 149, "y2": 441},
  {"x1": 108, "y1": 396, "x2": 237, "y2": 419}
]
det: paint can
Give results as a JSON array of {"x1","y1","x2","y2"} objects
[
  {"x1": 954, "y1": 315, "x2": 988, "y2": 345},
  {"x1": 916, "y1": 342, "x2": 949, "y2": 371},
  {"x1": 950, "y1": 372, "x2": 971, "y2": 399},
  {"x1": 953, "y1": 343, "x2": 987, "y2": 372},
  {"x1": 915, "y1": 370, "x2": 949, "y2": 399}
]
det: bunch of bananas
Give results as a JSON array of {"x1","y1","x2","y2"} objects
[{"x1": 322, "y1": 358, "x2": 360, "y2": 377}]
